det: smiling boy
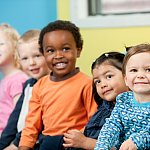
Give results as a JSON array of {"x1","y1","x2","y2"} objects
[{"x1": 19, "y1": 20, "x2": 97, "y2": 150}]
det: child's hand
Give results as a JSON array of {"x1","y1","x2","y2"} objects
[
  {"x1": 63, "y1": 129, "x2": 86, "y2": 148},
  {"x1": 119, "y1": 138, "x2": 137, "y2": 150},
  {"x1": 4, "y1": 144, "x2": 18, "y2": 150}
]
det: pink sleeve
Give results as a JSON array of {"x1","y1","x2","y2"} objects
[{"x1": 9, "y1": 73, "x2": 28, "y2": 98}]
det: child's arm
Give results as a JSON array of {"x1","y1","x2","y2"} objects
[
  {"x1": 119, "y1": 122, "x2": 150, "y2": 150},
  {"x1": 18, "y1": 146, "x2": 32, "y2": 150},
  {"x1": 19, "y1": 83, "x2": 43, "y2": 148},
  {"x1": 0, "y1": 87, "x2": 26, "y2": 149},
  {"x1": 94, "y1": 100, "x2": 123, "y2": 150},
  {"x1": 82, "y1": 80, "x2": 97, "y2": 119},
  {"x1": 13, "y1": 131, "x2": 21, "y2": 147},
  {"x1": 0, "y1": 101, "x2": 21, "y2": 149},
  {"x1": 63, "y1": 129, "x2": 96, "y2": 150},
  {"x1": 0, "y1": 79, "x2": 32, "y2": 149},
  {"x1": 13, "y1": 94, "x2": 21, "y2": 105},
  {"x1": 4, "y1": 144, "x2": 18, "y2": 150},
  {"x1": 129, "y1": 123, "x2": 150, "y2": 149}
]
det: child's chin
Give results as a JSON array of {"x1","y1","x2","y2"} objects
[{"x1": 105, "y1": 96, "x2": 115, "y2": 102}]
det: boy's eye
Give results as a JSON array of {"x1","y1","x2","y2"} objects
[
  {"x1": 130, "y1": 69, "x2": 137, "y2": 72},
  {"x1": 146, "y1": 68, "x2": 150, "y2": 72},
  {"x1": 62, "y1": 47, "x2": 70, "y2": 51},
  {"x1": 47, "y1": 48, "x2": 55, "y2": 53},
  {"x1": 35, "y1": 54, "x2": 42, "y2": 58}
]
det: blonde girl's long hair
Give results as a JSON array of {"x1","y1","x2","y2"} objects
[{"x1": 0, "y1": 23, "x2": 20, "y2": 68}]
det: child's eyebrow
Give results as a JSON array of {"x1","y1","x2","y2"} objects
[
  {"x1": 103, "y1": 70, "x2": 113, "y2": 75},
  {"x1": 93, "y1": 70, "x2": 113, "y2": 80}
]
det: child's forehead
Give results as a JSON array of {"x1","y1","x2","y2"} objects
[
  {"x1": 18, "y1": 39, "x2": 38, "y2": 47},
  {"x1": 0, "y1": 31, "x2": 15, "y2": 45},
  {"x1": 43, "y1": 30, "x2": 76, "y2": 44},
  {"x1": 98, "y1": 61, "x2": 115, "y2": 68},
  {"x1": 93, "y1": 63, "x2": 118, "y2": 73},
  {"x1": 18, "y1": 37, "x2": 38, "y2": 43},
  {"x1": 44, "y1": 30, "x2": 73, "y2": 36},
  {"x1": 126, "y1": 52, "x2": 150, "y2": 66},
  {"x1": 0, "y1": 30, "x2": 9, "y2": 38},
  {"x1": 0, "y1": 26, "x2": 19, "y2": 40},
  {"x1": 128, "y1": 52, "x2": 150, "y2": 61},
  {"x1": 18, "y1": 42, "x2": 40, "y2": 54},
  {"x1": 18, "y1": 48, "x2": 41, "y2": 57}
]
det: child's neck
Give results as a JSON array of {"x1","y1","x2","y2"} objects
[
  {"x1": 0, "y1": 64, "x2": 20, "y2": 77},
  {"x1": 134, "y1": 93, "x2": 150, "y2": 103},
  {"x1": 50, "y1": 68, "x2": 79, "y2": 82}
]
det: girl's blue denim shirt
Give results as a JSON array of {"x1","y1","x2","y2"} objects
[{"x1": 84, "y1": 100, "x2": 115, "y2": 139}]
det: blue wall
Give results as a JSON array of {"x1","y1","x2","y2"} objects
[
  {"x1": 0, "y1": 0, "x2": 57, "y2": 34},
  {"x1": 0, "y1": 0, "x2": 57, "y2": 79}
]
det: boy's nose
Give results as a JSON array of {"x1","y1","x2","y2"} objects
[
  {"x1": 54, "y1": 51, "x2": 63, "y2": 59},
  {"x1": 137, "y1": 72, "x2": 145, "y2": 78},
  {"x1": 29, "y1": 58, "x2": 36, "y2": 65}
]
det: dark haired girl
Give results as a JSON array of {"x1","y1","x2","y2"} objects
[{"x1": 63, "y1": 52, "x2": 129, "y2": 150}]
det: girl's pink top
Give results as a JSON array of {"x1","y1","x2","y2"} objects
[{"x1": 0, "y1": 71, "x2": 28, "y2": 133}]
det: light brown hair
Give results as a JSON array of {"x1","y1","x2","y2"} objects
[
  {"x1": 0, "y1": 23, "x2": 20, "y2": 68},
  {"x1": 18, "y1": 30, "x2": 40, "y2": 43},
  {"x1": 122, "y1": 43, "x2": 150, "y2": 75}
]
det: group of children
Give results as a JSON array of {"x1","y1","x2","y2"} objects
[
  {"x1": 0, "y1": 20, "x2": 149, "y2": 150},
  {"x1": 0, "y1": 29, "x2": 50, "y2": 150}
]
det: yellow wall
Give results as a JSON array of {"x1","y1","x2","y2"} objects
[{"x1": 57, "y1": 0, "x2": 150, "y2": 76}]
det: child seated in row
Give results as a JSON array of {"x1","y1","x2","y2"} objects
[
  {"x1": 0, "y1": 24, "x2": 28, "y2": 135},
  {"x1": 19, "y1": 20, "x2": 97, "y2": 150},
  {"x1": 63, "y1": 51, "x2": 129, "y2": 149},
  {"x1": 95, "y1": 43, "x2": 150, "y2": 150},
  {"x1": 0, "y1": 29, "x2": 50, "y2": 150}
]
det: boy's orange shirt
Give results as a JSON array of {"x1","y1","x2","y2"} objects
[{"x1": 19, "y1": 71, "x2": 97, "y2": 148}]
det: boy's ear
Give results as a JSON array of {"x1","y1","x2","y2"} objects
[{"x1": 77, "y1": 48, "x2": 82, "y2": 57}]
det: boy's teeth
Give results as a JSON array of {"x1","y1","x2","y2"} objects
[{"x1": 55, "y1": 63, "x2": 66, "y2": 68}]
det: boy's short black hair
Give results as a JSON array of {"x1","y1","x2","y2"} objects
[{"x1": 39, "y1": 20, "x2": 83, "y2": 54}]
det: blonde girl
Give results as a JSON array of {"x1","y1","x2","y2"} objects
[{"x1": 0, "y1": 24, "x2": 28, "y2": 134}]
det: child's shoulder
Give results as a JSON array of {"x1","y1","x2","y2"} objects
[
  {"x1": 2, "y1": 71, "x2": 28, "y2": 86},
  {"x1": 77, "y1": 71, "x2": 92, "y2": 80},
  {"x1": 36, "y1": 75, "x2": 49, "y2": 84},
  {"x1": 73, "y1": 72, "x2": 93, "y2": 87},
  {"x1": 25, "y1": 78, "x2": 37, "y2": 86},
  {"x1": 32, "y1": 75, "x2": 49, "y2": 91},
  {"x1": 116, "y1": 91, "x2": 134, "y2": 104},
  {"x1": 35, "y1": 72, "x2": 92, "y2": 86}
]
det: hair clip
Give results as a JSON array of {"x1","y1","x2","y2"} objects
[
  {"x1": 105, "y1": 53, "x2": 109, "y2": 57},
  {"x1": 125, "y1": 46, "x2": 132, "y2": 52}
]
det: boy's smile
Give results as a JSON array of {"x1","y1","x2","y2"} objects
[
  {"x1": 54, "y1": 62, "x2": 67, "y2": 69},
  {"x1": 43, "y1": 30, "x2": 81, "y2": 79},
  {"x1": 18, "y1": 40, "x2": 49, "y2": 79}
]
